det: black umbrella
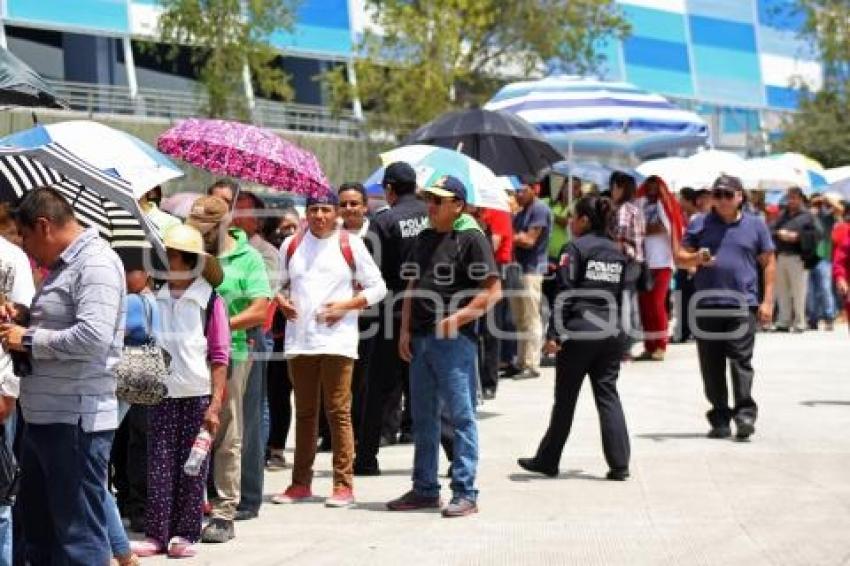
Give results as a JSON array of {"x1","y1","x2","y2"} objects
[
  {"x1": 0, "y1": 47, "x2": 67, "y2": 109},
  {"x1": 403, "y1": 108, "x2": 562, "y2": 177}
]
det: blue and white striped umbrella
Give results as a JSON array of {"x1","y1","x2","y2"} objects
[
  {"x1": 484, "y1": 76, "x2": 709, "y2": 158},
  {"x1": 0, "y1": 121, "x2": 183, "y2": 197}
]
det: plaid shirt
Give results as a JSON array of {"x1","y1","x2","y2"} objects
[{"x1": 616, "y1": 201, "x2": 646, "y2": 262}]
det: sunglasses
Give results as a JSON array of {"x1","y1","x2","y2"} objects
[{"x1": 712, "y1": 189, "x2": 736, "y2": 200}]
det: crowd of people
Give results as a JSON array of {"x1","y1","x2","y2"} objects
[{"x1": 0, "y1": 156, "x2": 845, "y2": 563}]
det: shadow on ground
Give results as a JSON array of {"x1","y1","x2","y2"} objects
[{"x1": 800, "y1": 400, "x2": 850, "y2": 407}]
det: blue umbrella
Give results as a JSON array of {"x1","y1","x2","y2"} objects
[{"x1": 550, "y1": 161, "x2": 645, "y2": 189}]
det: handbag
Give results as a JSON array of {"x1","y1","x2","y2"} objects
[
  {"x1": 114, "y1": 296, "x2": 170, "y2": 405},
  {"x1": 0, "y1": 426, "x2": 20, "y2": 506}
]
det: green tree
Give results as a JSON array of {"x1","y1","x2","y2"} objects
[
  {"x1": 326, "y1": 0, "x2": 630, "y2": 137},
  {"x1": 155, "y1": 0, "x2": 298, "y2": 119},
  {"x1": 774, "y1": 1, "x2": 850, "y2": 167}
]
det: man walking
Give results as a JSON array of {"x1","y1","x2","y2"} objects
[
  {"x1": 770, "y1": 187, "x2": 820, "y2": 333},
  {"x1": 677, "y1": 175, "x2": 776, "y2": 441},
  {"x1": 0, "y1": 188, "x2": 126, "y2": 564},
  {"x1": 188, "y1": 196, "x2": 271, "y2": 543},
  {"x1": 387, "y1": 176, "x2": 501, "y2": 518},
  {"x1": 355, "y1": 162, "x2": 428, "y2": 475},
  {"x1": 510, "y1": 176, "x2": 552, "y2": 379},
  {"x1": 271, "y1": 192, "x2": 385, "y2": 507}
]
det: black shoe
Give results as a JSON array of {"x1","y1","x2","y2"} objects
[
  {"x1": 517, "y1": 457, "x2": 558, "y2": 477},
  {"x1": 397, "y1": 432, "x2": 414, "y2": 445},
  {"x1": 201, "y1": 518, "x2": 235, "y2": 543},
  {"x1": 540, "y1": 355, "x2": 556, "y2": 368},
  {"x1": 353, "y1": 461, "x2": 381, "y2": 476},
  {"x1": 707, "y1": 426, "x2": 732, "y2": 439},
  {"x1": 734, "y1": 420, "x2": 755, "y2": 440},
  {"x1": 606, "y1": 468, "x2": 630, "y2": 481},
  {"x1": 499, "y1": 365, "x2": 521, "y2": 378},
  {"x1": 128, "y1": 514, "x2": 145, "y2": 533},
  {"x1": 234, "y1": 508, "x2": 258, "y2": 521},
  {"x1": 513, "y1": 368, "x2": 540, "y2": 380},
  {"x1": 482, "y1": 387, "x2": 496, "y2": 400}
]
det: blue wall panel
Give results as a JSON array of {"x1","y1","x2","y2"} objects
[
  {"x1": 626, "y1": 65, "x2": 694, "y2": 97},
  {"x1": 691, "y1": 45, "x2": 761, "y2": 81},
  {"x1": 621, "y1": 5, "x2": 688, "y2": 44},
  {"x1": 623, "y1": 37, "x2": 691, "y2": 73},
  {"x1": 757, "y1": 0, "x2": 804, "y2": 31},
  {"x1": 7, "y1": 0, "x2": 130, "y2": 34},
  {"x1": 688, "y1": 0, "x2": 754, "y2": 24},
  {"x1": 766, "y1": 85, "x2": 800, "y2": 108},
  {"x1": 689, "y1": 16, "x2": 758, "y2": 51}
]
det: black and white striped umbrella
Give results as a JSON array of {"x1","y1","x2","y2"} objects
[{"x1": 0, "y1": 141, "x2": 164, "y2": 258}]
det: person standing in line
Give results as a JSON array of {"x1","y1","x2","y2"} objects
[
  {"x1": 518, "y1": 196, "x2": 631, "y2": 481},
  {"x1": 677, "y1": 175, "x2": 775, "y2": 441},
  {"x1": 635, "y1": 175, "x2": 683, "y2": 361},
  {"x1": 0, "y1": 232, "x2": 35, "y2": 565},
  {"x1": 770, "y1": 187, "x2": 820, "y2": 333},
  {"x1": 805, "y1": 194, "x2": 839, "y2": 331},
  {"x1": 265, "y1": 209, "x2": 301, "y2": 470},
  {"x1": 510, "y1": 176, "x2": 552, "y2": 380},
  {"x1": 355, "y1": 162, "x2": 428, "y2": 476},
  {"x1": 477, "y1": 203, "x2": 514, "y2": 399},
  {"x1": 610, "y1": 171, "x2": 645, "y2": 359},
  {"x1": 132, "y1": 225, "x2": 230, "y2": 559},
  {"x1": 387, "y1": 176, "x2": 501, "y2": 518},
  {"x1": 187, "y1": 196, "x2": 271, "y2": 544},
  {"x1": 0, "y1": 188, "x2": 126, "y2": 564},
  {"x1": 230, "y1": 190, "x2": 280, "y2": 522},
  {"x1": 271, "y1": 192, "x2": 386, "y2": 508}
]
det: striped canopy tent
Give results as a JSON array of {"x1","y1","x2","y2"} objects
[
  {"x1": 0, "y1": 141, "x2": 164, "y2": 259},
  {"x1": 484, "y1": 76, "x2": 709, "y2": 159}
]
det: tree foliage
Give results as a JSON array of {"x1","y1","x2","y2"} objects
[
  {"x1": 774, "y1": 0, "x2": 850, "y2": 167},
  {"x1": 155, "y1": 0, "x2": 298, "y2": 119},
  {"x1": 325, "y1": 0, "x2": 630, "y2": 137}
]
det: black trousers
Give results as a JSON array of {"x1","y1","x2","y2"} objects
[
  {"x1": 111, "y1": 405, "x2": 147, "y2": 519},
  {"x1": 357, "y1": 316, "x2": 408, "y2": 467},
  {"x1": 694, "y1": 310, "x2": 758, "y2": 427},
  {"x1": 534, "y1": 333, "x2": 630, "y2": 472},
  {"x1": 266, "y1": 336, "x2": 292, "y2": 451},
  {"x1": 480, "y1": 292, "x2": 509, "y2": 390},
  {"x1": 674, "y1": 269, "x2": 696, "y2": 342}
]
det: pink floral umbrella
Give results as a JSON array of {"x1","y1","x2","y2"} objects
[{"x1": 156, "y1": 118, "x2": 330, "y2": 197}]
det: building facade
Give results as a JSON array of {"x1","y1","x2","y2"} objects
[{"x1": 0, "y1": 0, "x2": 820, "y2": 153}]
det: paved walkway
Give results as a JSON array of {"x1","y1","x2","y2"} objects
[{"x1": 146, "y1": 330, "x2": 850, "y2": 565}]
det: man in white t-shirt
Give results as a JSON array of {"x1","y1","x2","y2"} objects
[
  {"x1": 271, "y1": 192, "x2": 386, "y2": 509},
  {"x1": 0, "y1": 234, "x2": 35, "y2": 564}
]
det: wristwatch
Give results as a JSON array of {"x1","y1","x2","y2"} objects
[{"x1": 22, "y1": 329, "x2": 34, "y2": 354}]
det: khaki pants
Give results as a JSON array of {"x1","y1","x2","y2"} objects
[
  {"x1": 509, "y1": 274, "x2": 544, "y2": 371},
  {"x1": 288, "y1": 355, "x2": 355, "y2": 490},
  {"x1": 776, "y1": 253, "x2": 808, "y2": 330},
  {"x1": 211, "y1": 359, "x2": 252, "y2": 521}
]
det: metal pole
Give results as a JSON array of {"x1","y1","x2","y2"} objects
[
  {"x1": 346, "y1": 59, "x2": 363, "y2": 121},
  {"x1": 242, "y1": 62, "x2": 256, "y2": 112},
  {"x1": 567, "y1": 139, "x2": 574, "y2": 241},
  {"x1": 0, "y1": 21, "x2": 7, "y2": 50},
  {"x1": 122, "y1": 36, "x2": 138, "y2": 100}
]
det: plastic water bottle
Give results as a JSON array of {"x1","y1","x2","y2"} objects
[{"x1": 183, "y1": 428, "x2": 212, "y2": 476}]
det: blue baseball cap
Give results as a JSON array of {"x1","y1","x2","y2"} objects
[
  {"x1": 306, "y1": 191, "x2": 339, "y2": 208},
  {"x1": 422, "y1": 175, "x2": 467, "y2": 202}
]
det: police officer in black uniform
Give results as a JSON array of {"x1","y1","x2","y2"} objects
[
  {"x1": 355, "y1": 162, "x2": 429, "y2": 475},
  {"x1": 518, "y1": 195, "x2": 632, "y2": 481}
]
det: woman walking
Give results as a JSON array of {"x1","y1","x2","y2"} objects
[
  {"x1": 517, "y1": 196, "x2": 632, "y2": 481},
  {"x1": 132, "y1": 225, "x2": 230, "y2": 558}
]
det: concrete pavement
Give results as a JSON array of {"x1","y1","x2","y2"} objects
[{"x1": 146, "y1": 329, "x2": 850, "y2": 565}]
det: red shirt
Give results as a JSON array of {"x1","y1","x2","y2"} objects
[{"x1": 480, "y1": 209, "x2": 513, "y2": 264}]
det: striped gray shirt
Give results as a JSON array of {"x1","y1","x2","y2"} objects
[{"x1": 24, "y1": 228, "x2": 126, "y2": 431}]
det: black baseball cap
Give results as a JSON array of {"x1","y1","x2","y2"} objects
[
  {"x1": 382, "y1": 162, "x2": 417, "y2": 186},
  {"x1": 422, "y1": 175, "x2": 468, "y2": 202},
  {"x1": 712, "y1": 174, "x2": 744, "y2": 192}
]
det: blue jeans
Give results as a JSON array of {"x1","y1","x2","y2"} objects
[
  {"x1": 806, "y1": 259, "x2": 836, "y2": 324},
  {"x1": 410, "y1": 333, "x2": 479, "y2": 501},
  {"x1": 20, "y1": 423, "x2": 114, "y2": 565},
  {"x1": 239, "y1": 328, "x2": 268, "y2": 514},
  {"x1": 106, "y1": 402, "x2": 132, "y2": 558}
]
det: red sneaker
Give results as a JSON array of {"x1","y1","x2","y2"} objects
[
  {"x1": 271, "y1": 484, "x2": 315, "y2": 504},
  {"x1": 325, "y1": 487, "x2": 355, "y2": 508}
]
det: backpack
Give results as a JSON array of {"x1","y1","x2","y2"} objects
[{"x1": 285, "y1": 228, "x2": 356, "y2": 273}]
